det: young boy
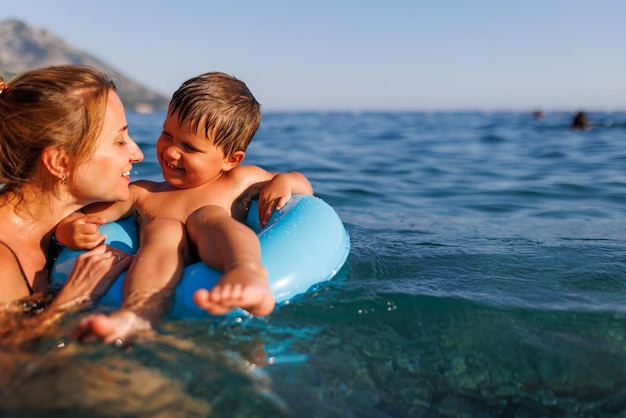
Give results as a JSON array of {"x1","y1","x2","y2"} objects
[{"x1": 57, "y1": 72, "x2": 313, "y2": 343}]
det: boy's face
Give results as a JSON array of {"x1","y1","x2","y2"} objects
[{"x1": 156, "y1": 113, "x2": 232, "y2": 189}]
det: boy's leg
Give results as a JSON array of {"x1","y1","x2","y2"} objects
[
  {"x1": 72, "y1": 218, "x2": 188, "y2": 344},
  {"x1": 186, "y1": 205, "x2": 275, "y2": 316}
]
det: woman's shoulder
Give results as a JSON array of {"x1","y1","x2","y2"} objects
[{"x1": 0, "y1": 241, "x2": 33, "y2": 301}]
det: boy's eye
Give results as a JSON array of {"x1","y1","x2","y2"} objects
[{"x1": 182, "y1": 143, "x2": 199, "y2": 152}]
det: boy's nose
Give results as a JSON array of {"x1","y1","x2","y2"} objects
[{"x1": 164, "y1": 145, "x2": 182, "y2": 159}]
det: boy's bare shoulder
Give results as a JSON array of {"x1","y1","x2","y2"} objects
[
  {"x1": 228, "y1": 165, "x2": 273, "y2": 184},
  {"x1": 131, "y1": 180, "x2": 169, "y2": 194}
]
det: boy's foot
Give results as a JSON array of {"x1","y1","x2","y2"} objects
[
  {"x1": 71, "y1": 310, "x2": 151, "y2": 345},
  {"x1": 192, "y1": 264, "x2": 275, "y2": 316}
]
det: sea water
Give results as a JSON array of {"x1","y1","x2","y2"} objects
[{"x1": 2, "y1": 111, "x2": 626, "y2": 417}]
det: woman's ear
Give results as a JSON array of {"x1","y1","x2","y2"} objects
[
  {"x1": 222, "y1": 151, "x2": 245, "y2": 172},
  {"x1": 40, "y1": 146, "x2": 71, "y2": 181}
]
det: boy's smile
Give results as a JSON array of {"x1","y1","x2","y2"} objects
[
  {"x1": 165, "y1": 161, "x2": 183, "y2": 171},
  {"x1": 156, "y1": 113, "x2": 231, "y2": 189}
]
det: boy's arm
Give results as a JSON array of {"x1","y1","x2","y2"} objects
[
  {"x1": 56, "y1": 184, "x2": 140, "y2": 249},
  {"x1": 259, "y1": 171, "x2": 313, "y2": 207},
  {"x1": 249, "y1": 169, "x2": 314, "y2": 227},
  {"x1": 55, "y1": 212, "x2": 108, "y2": 250},
  {"x1": 82, "y1": 181, "x2": 148, "y2": 220}
]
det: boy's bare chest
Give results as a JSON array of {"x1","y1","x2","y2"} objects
[{"x1": 136, "y1": 186, "x2": 242, "y2": 222}]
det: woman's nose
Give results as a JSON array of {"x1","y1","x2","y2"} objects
[{"x1": 128, "y1": 136, "x2": 144, "y2": 163}]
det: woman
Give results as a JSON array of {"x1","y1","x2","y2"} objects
[{"x1": 0, "y1": 65, "x2": 141, "y2": 312}]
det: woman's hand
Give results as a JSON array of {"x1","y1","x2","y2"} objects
[{"x1": 49, "y1": 245, "x2": 132, "y2": 311}]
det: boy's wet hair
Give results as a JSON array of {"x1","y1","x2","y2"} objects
[{"x1": 168, "y1": 72, "x2": 261, "y2": 156}]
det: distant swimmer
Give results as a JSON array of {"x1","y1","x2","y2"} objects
[
  {"x1": 532, "y1": 110, "x2": 544, "y2": 120},
  {"x1": 571, "y1": 111, "x2": 590, "y2": 130}
]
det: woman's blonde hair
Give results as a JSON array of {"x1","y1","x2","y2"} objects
[{"x1": 0, "y1": 65, "x2": 116, "y2": 193}]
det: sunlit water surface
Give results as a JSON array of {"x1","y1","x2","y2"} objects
[{"x1": 2, "y1": 111, "x2": 626, "y2": 417}]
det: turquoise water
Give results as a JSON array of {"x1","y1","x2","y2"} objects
[{"x1": 3, "y1": 111, "x2": 626, "y2": 417}]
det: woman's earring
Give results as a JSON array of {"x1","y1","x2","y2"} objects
[{"x1": 61, "y1": 173, "x2": 67, "y2": 184}]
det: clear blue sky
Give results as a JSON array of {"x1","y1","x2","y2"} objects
[{"x1": 2, "y1": 1, "x2": 625, "y2": 111}]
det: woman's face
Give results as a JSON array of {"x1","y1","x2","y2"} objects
[{"x1": 72, "y1": 92, "x2": 143, "y2": 205}]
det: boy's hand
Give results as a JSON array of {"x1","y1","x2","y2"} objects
[
  {"x1": 56, "y1": 213, "x2": 108, "y2": 250},
  {"x1": 257, "y1": 174, "x2": 292, "y2": 227}
]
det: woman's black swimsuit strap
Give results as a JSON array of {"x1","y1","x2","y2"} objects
[
  {"x1": 0, "y1": 241, "x2": 34, "y2": 295},
  {"x1": 46, "y1": 235, "x2": 63, "y2": 272}
]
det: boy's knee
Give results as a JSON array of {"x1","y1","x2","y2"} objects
[
  {"x1": 186, "y1": 205, "x2": 229, "y2": 228},
  {"x1": 141, "y1": 218, "x2": 185, "y2": 241}
]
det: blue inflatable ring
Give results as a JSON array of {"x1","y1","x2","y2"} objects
[{"x1": 51, "y1": 195, "x2": 350, "y2": 317}]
